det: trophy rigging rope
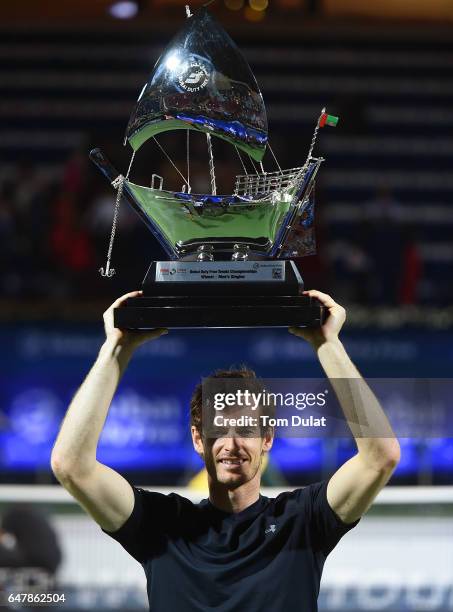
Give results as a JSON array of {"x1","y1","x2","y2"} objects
[
  {"x1": 268, "y1": 143, "x2": 283, "y2": 174},
  {"x1": 247, "y1": 155, "x2": 259, "y2": 175},
  {"x1": 152, "y1": 137, "x2": 191, "y2": 189},
  {"x1": 99, "y1": 150, "x2": 136, "y2": 277},
  {"x1": 234, "y1": 146, "x2": 249, "y2": 176}
]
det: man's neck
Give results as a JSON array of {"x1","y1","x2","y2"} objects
[{"x1": 207, "y1": 474, "x2": 261, "y2": 514}]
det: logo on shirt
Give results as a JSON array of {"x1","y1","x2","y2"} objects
[{"x1": 265, "y1": 524, "x2": 277, "y2": 535}]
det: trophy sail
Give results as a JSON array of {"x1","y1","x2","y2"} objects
[{"x1": 124, "y1": 7, "x2": 268, "y2": 162}]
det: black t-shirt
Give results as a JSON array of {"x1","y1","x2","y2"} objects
[{"x1": 102, "y1": 479, "x2": 360, "y2": 611}]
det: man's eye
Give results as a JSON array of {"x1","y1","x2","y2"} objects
[
  {"x1": 236, "y1": 427, "x2": 259, "y2": 437},
  {"x1": 211, "y1": 428, "x2": 229, "y2": 437}
]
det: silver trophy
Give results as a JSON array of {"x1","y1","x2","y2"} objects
[{"x1": 90, "y1": 5, "x2": 338, "y2": 328}]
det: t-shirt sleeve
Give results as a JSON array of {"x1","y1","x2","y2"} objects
[
  {"x1": 304, "y1": 478, "x2": 361, "y2": 557},
  {"x1": 101, "y1": 485, "x2": 182, "y2": 563}
]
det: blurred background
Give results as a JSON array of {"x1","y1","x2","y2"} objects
[{"x1": 0, "y1": 0, "x2": 452, "y2": 610}]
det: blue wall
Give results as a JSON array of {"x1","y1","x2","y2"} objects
[{"x1": 1, "y1": 324, "x2": 452, "y2": 484}]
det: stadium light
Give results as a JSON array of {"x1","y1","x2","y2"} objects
[{"x1": 108, "y1": 1, "x2": 139, "y2": 19}]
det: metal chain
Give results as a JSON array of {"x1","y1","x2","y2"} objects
[
  {"x1": 284, "y1": 106, "x2": 326, "y2": 193},
  {"x1": 206, "y1": 133, "x2": 217, "y2": 195},
  {"x1": 304, "y1": 106, "x2": 325, "y2": 168},
  {"x1": 99, "y1": 151, "x2": 135, "y2": 278}
]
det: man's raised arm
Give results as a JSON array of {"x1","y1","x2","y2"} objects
[
  {"x1": 289, "y1": 290, "x2": 401, "y2": 524},
  {"x1": 51, "y1": 291, "x2": 167, "y2": 532}
]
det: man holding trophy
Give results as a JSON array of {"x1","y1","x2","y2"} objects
[
  {"x1": 51, "y1": 287, "x2": 400, "y2": 611},
  {"x1": 51, "y1": 7, "x2": 400, "y2": 610}
]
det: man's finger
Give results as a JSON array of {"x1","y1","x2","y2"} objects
[
  {"x1": 288, "y1": 326, "x2": 309, "y2": 338},
  {"x1": 303, "y1": 289, "x2": 337, "y2": 309},
  {"x1": 130, "y1": 327, "x2": 169, "y2": 342},
  {"x1": 145, "y1": 327, "x2": 168, "y2": 339},
  {"x1": 110, "y1": 290, "x2": 143, "y2": 310}
]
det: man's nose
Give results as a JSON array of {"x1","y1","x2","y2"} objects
[{"x1": 223, "y1": 433, "x2": 242, "y2": 448}]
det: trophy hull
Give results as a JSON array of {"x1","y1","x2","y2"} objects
[
  {"x1": 89, "y1": 148, "x2": 322, "y2": 260},
  {"x1": 113, "y1": 260, "x2": 325, "y2": 329},
  {"x1": 125, "y1": 181, "x2": 294, "y2": 259}
]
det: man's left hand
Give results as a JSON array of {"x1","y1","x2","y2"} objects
[{"x1": 288, "y1": 289, "x2": 346, "y2": 347}]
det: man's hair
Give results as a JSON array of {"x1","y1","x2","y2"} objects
[{"x1": 190, "y1": 365, "x2": 275, "y2": 437}]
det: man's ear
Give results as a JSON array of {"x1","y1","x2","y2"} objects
[
  {"x1": 191, "y1": 425, "x2": 204, "y2": 456},
  {"x1": 262, "y1": 428, "x2": 274, "y2": 453}
]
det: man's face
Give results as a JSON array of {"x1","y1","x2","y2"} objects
[{"x1": 191, "y1": 414, "x2": 273, "y2": 488}]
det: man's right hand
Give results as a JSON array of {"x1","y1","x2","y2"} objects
[{"x1": 103, "y1": 290, "x2": 168, "y2": 350}]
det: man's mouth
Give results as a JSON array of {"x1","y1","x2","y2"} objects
[{"x1": 219, "y1": 458, "x2": 246, "y2": 466}]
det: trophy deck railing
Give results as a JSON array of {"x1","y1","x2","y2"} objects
[{"x1": 234, "y1": 166, "x2": 306, "y2": 198}]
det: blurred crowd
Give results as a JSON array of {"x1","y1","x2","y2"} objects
[
  {"x1": 0, "y1": 147, "x2": 150, "y2": 302},
  {"x1": 325, "y1": 186, "x2": 423, "y2": 306},
  {"x1": 0, "y1": 144, "x2": 423, "y2": 308}
]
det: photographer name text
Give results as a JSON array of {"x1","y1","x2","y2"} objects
[{"x1": 213, "y1": 415, "x2": 327, "y2": 428}]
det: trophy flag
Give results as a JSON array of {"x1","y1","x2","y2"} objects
[{"x1": 319, "y1": 113, "x2": 339, "y2": 128}]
